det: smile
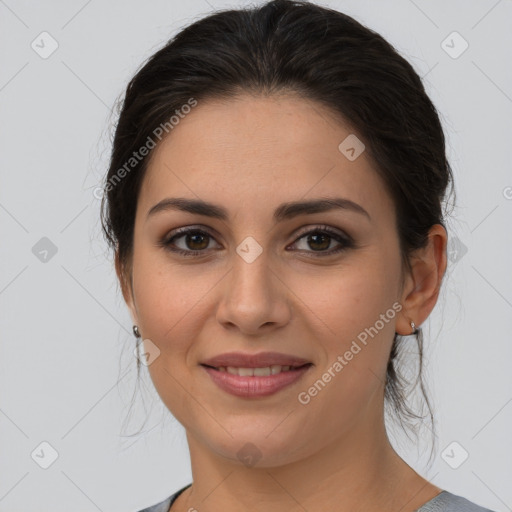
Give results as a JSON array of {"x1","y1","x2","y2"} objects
[{"x1": 200, "y1": 363, "x2": 313, "y2": 398}]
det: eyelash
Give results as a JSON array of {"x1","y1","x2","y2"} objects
[{"x1": 159, "y1": 225, "x2": 355, "y2": 258}]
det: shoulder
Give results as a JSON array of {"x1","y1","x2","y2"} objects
[
  {"x1": 416, "y1": 490, "x2": 497, "y2": 512},
  {"x1": 136, "y1": 483, "x2": 192, "y2": 512},
  {"x1": 137, "y1": 486, "x2": 497, "y2": 512},
  {"x1": 136, "y1": 496, "x2": 172, "y2": 512}
]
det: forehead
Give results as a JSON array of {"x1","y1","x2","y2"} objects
[{"x1": 138, "y1": 93, "x2": 394, "y2": 225}]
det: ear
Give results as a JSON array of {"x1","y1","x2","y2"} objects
[
  {"x1": 115, "y1": 250, "x2": 138, "y2": 326},
  {"x1": 396, "y1": 224, "x2": 448, "y2": 335}
]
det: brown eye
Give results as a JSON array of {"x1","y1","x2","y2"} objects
[
  {"x1": 183, "y1": 232, "x2": 210, "y2": 251},
  {"x1": 305, "y1": 232, "x2": 331, "y2": 251},
  {"x1": 289, "y1": 226, "x2": 354, "y2": 257},
  {"x1": 162, "y1": 228, "x2": 220, "y2": 256},
  {"x1": 161, "y1": 225, "x2": 354, "y2": 258}
]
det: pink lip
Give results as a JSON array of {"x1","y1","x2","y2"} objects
[
  {"x1": 201, "y1": 351, "x2": 311, "y2": 368},
  {"x1": 201, "y1": 364, "x2": 313, "y2": 398}
]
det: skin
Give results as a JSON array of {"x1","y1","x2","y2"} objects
[{"x1": 117, "y1": 93, "x2": 447, "y2": 512}]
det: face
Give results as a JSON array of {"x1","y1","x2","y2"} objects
[{"x1": 120, "y1": 93, "x2": 412, "y2": 467}]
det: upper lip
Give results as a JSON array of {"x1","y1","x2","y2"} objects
[{"x1": 201, "y1": 351, "x2": 312, "y2": 368}]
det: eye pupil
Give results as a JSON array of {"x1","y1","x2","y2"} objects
[
  {"x1": 187, "y1": 233, "x2": 209, "y2": 250},
  {"x1": 308, "y1": 233, "x2": 330, "y2": 251}
]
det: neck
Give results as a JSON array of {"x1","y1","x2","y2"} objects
[{"x1": 174, "y1": 404, "x2": 439, "y2": 512}]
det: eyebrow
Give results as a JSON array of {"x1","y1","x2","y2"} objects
[{"x1": 146, "y1": 196, "x2": 371, "y2": 223}]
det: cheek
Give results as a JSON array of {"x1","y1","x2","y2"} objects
[
  {"x1": 307, "y1": 257, "x2": 399, "y2": 390},
  {"x1": 131, "y1": 249, "x2": 235, "y2": 404},
  {"x1": 130, "y1": 247, "x2": 204, "y2": 350},
  {"x1": 297, "y1": 288, "x2": 397, "y2": 439},
  {"x1": 133, "y1": 261, "x2": 212, "y2": 419},
  {"x1": 308, "y1": 259, "x2": 398, "y2": 338}
]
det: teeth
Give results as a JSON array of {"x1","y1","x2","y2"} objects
[{"x1": 220, "y1": 365, "x2": 293, "y2": 376}]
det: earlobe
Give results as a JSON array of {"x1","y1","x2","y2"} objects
[{"x1": 396, "y1": 224, "x2": 448, "y2": 336}]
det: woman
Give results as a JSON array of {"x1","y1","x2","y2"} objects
[{"x1": 100, "y1": 1, "x2": 496, "y2": 511}]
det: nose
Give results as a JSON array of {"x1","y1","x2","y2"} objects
[{"x1": 215, "y1": 246, "x2": 291, "y2": 335}]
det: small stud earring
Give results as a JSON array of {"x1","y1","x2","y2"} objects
[
  {"x1": 410, "y1": 321, "x2": 416, "y2": 335},
  {"x1": 133, "y1": 325, "x2": 141, "y2": 338}
]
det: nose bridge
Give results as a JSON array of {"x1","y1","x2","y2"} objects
[
  {"x1": 216, "y1": 234, "x2": 289, "y2": 332},
  {"x1": 229, "y1": 238, "x2": 273, "y2": 304}
]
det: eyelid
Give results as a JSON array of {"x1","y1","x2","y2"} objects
[
  {"x1": 164, "y1": 223, "x2": 350, "y2": 242},
  {"x1": 292, "y1": 224, "x2": 350, "y2": 241},
  {"x1": 162, "y1": 225, "x2": 222, "y2": 249},
  {"x1": 287, "y1": 225, "x2": 354, "y2": 256}
]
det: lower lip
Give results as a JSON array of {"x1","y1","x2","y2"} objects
[{"x1": 201, "y1": 364, "x2": 313, "y2": 398}]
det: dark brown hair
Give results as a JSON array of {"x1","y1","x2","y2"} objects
[{"x1": 101, "y1": 0, "x2": 455, "y2": 462}]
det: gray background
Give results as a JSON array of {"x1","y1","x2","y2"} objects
[{"x1": 0, "y1": 1, "x2": 511, "y2": 511}]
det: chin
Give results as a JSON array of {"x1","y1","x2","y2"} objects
[{"x1": 202, "y1": 427, "x2": 311, "y2": 469}]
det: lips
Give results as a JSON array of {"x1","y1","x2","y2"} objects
[
  {"x1": 200, "y1": 351, "x2": 312, "y2": 369},
  {"x1": 202, "y1": 363, "x2": 312, "y2": 398}
]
